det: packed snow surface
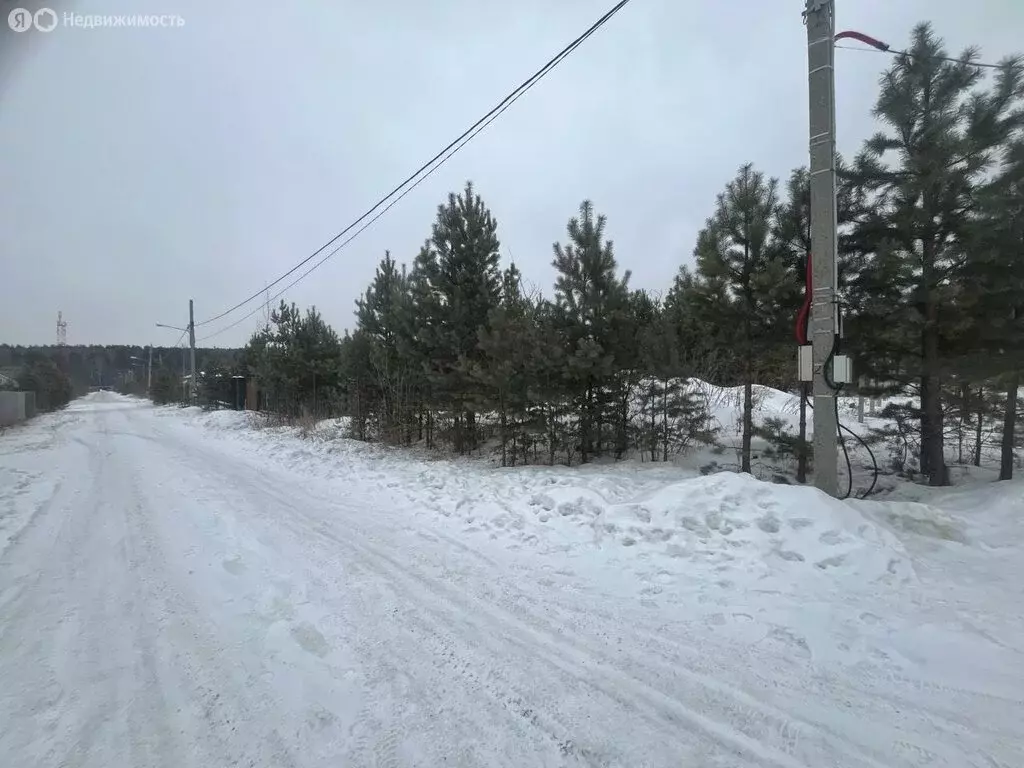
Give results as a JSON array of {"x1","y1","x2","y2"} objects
[{"x1": 1, "y1": 392, "x2": 1021, "y2": 767}]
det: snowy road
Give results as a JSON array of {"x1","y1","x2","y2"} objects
[{"x1": 1, "y1": 395, "x2": 1021, "y2": 767}]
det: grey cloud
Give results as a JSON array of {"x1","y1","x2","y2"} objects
[{"x1": 2, "y1": 0, "x2": 1021, "y2": 345}]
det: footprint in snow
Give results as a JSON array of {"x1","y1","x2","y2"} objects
[
  {"x1": 290, "y1": 622, "x2": 330, "y2": 658},
  {"x1": 819, "y1": 529, "x2": 845, "y2": 546}
]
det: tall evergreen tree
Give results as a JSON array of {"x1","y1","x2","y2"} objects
[
  {"x1": 690, "y1": 163, "x2": 792, "y2": 474},
  {"x1": 473, "y1": 263, "x2": 539, "y2": 465},
  {"x1": 243, "y1": 300, "x2": 342, "y2": 418},
  {"x1": 845, "y1": 23, "x2": 1023, "y2": 486},
  {"x1": 551, "y1": 200, "x2": 631, "y2": 463},
  {"x1": 339, "y1": 329, "x2": 377, "y2": 440},
  {"x1": 773, "y1": 167, "x2": 813, "y2": 482},
  {"x1": 664, "y1": 266, "x2": 725, "y2": 380},
  {"x1": 962, "y1": 137, "x2": 1024, "y2": 479},
  {"x1": 405, "y1": 243, "x2": 445, "y2": 446},
  {"x1": 529, "y1": 299, "x2": 574, "y2": 465},
  {"x1": 355, "y1": 251, "x2": 418, "y2": 441},
  {"x1": 417, "y1": 181, "x2": 502, "y2": 452}
]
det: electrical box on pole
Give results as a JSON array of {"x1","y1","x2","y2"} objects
[
  {"x1": 798, "y1": 346, "x2": 814, "y2": 382},
  {"x1": 805, "y1": 0, "x2": 840, "y2": 497},
  {"x1": 832, "y1": 354, "x2": 852, "y2": 385}
]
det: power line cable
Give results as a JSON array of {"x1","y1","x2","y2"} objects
[
  {"x1": 198, "y1": 0, "x2": 630, "y2": 342},
  {"x1": 200, "y1": 64, "x2": 555, "y2": 344},
  {"x1": 195, "y1": 0, "x2": 633, "y2": 330},
  {"x1": 835, "y1": 42, "x2": 1011, "y2": 71},
  {"x1": 166, "y1": 328, "x2": 187, "y2": 348},
  {"x1": 199, "y1": 126, "x2": 465, "y2": 341}
]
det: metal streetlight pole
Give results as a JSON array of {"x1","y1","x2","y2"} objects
[{"x1": 156, "y1": 319, "x2": 195, "y2": 403}]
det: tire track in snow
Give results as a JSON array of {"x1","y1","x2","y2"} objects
[
  {"x1": 148, "y1": 424, "x2": 679, "y2": 764},
  {"x1": 301, "y1": 515, "x2": 814, "y2": 768},
  {"x1": 2, "y1": 407, "x2": 310, "y2": 768},
  {"x1": 280, "y1": 481, "x2": 897, "y2": 766},
  {"x1": 140, "y1": 406, "x2": 1019, "y2": 767},
  {"x1": 165, "y1": 430, "x2": 890, "y2": 768}
]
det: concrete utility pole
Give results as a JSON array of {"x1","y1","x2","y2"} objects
[
  {"x1": 188, "y1": 299, "x2": 197, "y2": 403},
  {"x1": 805, "y1": 0, "x2": 839, "y2": 496},
  {"x1": 56, "y1": 311, "x2": 69, "y2": 373},
  {"x1": 147, "y1": 345, "x2": 153, "y2": 392}
]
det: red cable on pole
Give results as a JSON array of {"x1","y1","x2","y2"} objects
[{"x1": 834, "y1": 30, "x2": 889, "y2": 51}]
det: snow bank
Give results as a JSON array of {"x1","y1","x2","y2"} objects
[
  {"x1": 595, "y1": 472, "x2": 910, "y2": 581},
  {"x1": 155, "y1": 397, "x2": 1024, "y2": 616},
  {"x1": 158, "y1": 404, "x2": 913, "y2": 595}
]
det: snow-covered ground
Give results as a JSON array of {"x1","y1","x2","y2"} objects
[{"x1": 1, "y1": 392, "x2": 1021, "y2": 767}]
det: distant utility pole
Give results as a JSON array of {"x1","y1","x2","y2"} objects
[
  {"x1": 188, "y1": 299, "x2": 197, "y2": 402},
  {"x1": 147, "y1": 345, "x2": 153, "y2": 392},
  {"x1": 56, "y1": 311, "x2": 69, "y2": 373},
  {"x1": 805, "y1": 0, "x2": 839, "y2": 496}
]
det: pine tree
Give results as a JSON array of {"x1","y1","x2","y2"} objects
[
  {"x1": 663, "y1": 266, "x2": 724, "y2": 380},
  {"x1": 149, "y1": 368, "x2": 181, "y2": 406},
  {"x1": 529, "y1": 299, "x2": 573, "y2": 465},
  {"x1": 551, "y1": 200, "x2": 631, "y2": 463},
  {"x1": 628, "y1": 290, "x2": 660, "y2": 459},
  {"x1": 405, "y1": 243, "x2": 444, "y2": 446},
  {"x1": 473, "y1": 263, "x2": 539, "y2": 465},
  {"x1": 963, "y1": 137, "x2": 1024, "y2": 478},
  {"x1": 17, "y1": 358, "x2": 73, "y2": 412},
  {"x1": 242, "y1": 300, "x2": 342, "y2": 419},
  {"x1": 355, "y1": 251, "x2": 418, "y2": 441},
  {"x1": 772, "y1": 168, "x2": 813, "y2": 481},
  {"x1": 690, "y1": 163, "x2": 791, "y2": 474},
  {"x1": 418, "y1": 181, "x2": 502, "y2": 453},
  {"x1": 845, "y1": 23, "x2": 1023, "y2": 486},
  {"x1": 339, "y1": 329, "x2": 376, "y2": 440},
  {"x1": 634, "y1": 295, "x2": 709, "y2": 461},
  {"x1": 292, "y1": 306, "x2": 343, "y2": 417}
]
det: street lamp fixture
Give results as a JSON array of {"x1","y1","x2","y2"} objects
[{"x1": 156, "y1": 300, "x2": 197, "y2": 403}]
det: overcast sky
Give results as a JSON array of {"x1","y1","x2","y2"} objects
[{"x1": 1, "y1": 0, "x2": 1021, "y2": 348}]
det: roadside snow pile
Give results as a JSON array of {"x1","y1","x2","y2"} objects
[
  {"x1": 518, "y1": 471, "x2": 912, "y2": 587},
  {"x1": 160, "y1": 404, "x2": 913, "y2": 592},
  {"x1": 195, "y1": 409, "x2": 251, "y2": 432}
]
